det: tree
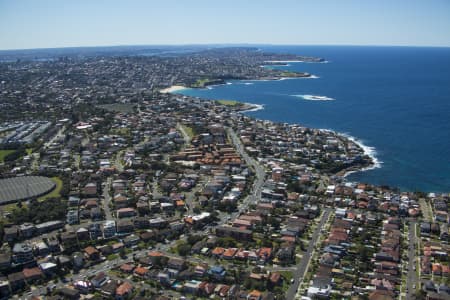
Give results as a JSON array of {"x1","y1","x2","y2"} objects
[
  {"x1": 119, "y1": 248, "x2": 126, "y2": 259},
  {"x1": 187, "y1": 235, "x2": 203, "y2": 245},
  {"x1": 177, "y1": 243, "x2": 191, "y2": 257},
  {"x1": 415, "y1": 289, "x2": 426, "y2": 300}
]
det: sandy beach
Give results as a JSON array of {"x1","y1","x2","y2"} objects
[{"x1": 159, "y1": 85, "x2": 187, "y2": 93}]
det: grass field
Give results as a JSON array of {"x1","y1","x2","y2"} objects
[
  {"x1": 280, "y1": 71, "x2": 301, "y2": 77},
  {"x1": 38, "y1": 177, "x2": 63, "y2": 201},
  {"x1": 181, "y1": 125, "x2": 195, "y2": 139},
  {"x1": 0, "y1": 202, "x2": 25, "y2": 214},
  {"x1": 217, "y1": 99, "x2": 240, "y2": 106},
  {"x1": 191, "y1": 78, "x2": 212, "y2": 88},
  {"x1": 0, "y1": 150, "x2": 15, "y2": 163}
]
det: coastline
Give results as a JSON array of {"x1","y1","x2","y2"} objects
[
  {"x1": 317, "y1": 129, "x2": 381, "y2": 177},
  {"x1": 341, "y1": 133, "x2": 382, "y2": 177},
  {"x1": 239, "y1": 103, "x2": 264, "y2": 113},
  {"x1": 159, "y1": 85, "x2": 188, "y2": 93},
  {"x1": 160, "y1": 73, "x2": 317, "y2": 94},
  {"x1": 263, "y1": 60, "x2": 329, "y2": 64},
  {"x1": 264, "y1": 60, "x2": 305, "y2": 63},
  {"x1": 164, "y1": 79, "x2": 380, "y2": 179}
]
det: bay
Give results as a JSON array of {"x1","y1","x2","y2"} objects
[{"x1": 178, "y1": 46, "x2": 450, "y2": 193}]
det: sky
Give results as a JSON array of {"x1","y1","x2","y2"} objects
[{"x1": 0, "y1": 0, "x2": 449, "y2": 50}]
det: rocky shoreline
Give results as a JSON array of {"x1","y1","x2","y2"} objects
[{"x1": 162, "y1": 84, "x2": 375, "y2": 179}]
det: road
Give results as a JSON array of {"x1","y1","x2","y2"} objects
[
  {"x1": 286, "y1": 208, "x2": 332, "y2": 300},
  {"x1": 29, "y1": 242, "x2": 219, "y2": 299},
  {"x1": 28, "y1": 125, "x2": 67, "y2": 172},
  {"x1": 419, "y1": 198, "x2": 432, "y2": 222},
  {"x1": 226, "y1": 127, "x2": 265, "y2": 216},
  {"x1": 103, "y1": 177, "x2": 113, "y2": 220},
  {"x1": 176, "y1": 122, "x2": 192, "y2": 145},
  {"x1": 44, "y1": 125, "x2": 66, "y2": 149},
  {"x1": 175, "y1": 122, "x2": 195, "y2": 214},
  {"x1": 26, "y1": 126, "x2": 284, "y2": 298},
  {"x1": 114, "y1": 150, "x2": 124, "y2": 173},
  {"x1": 406, "y1": 221, "x2": 418, "y2": 299}
]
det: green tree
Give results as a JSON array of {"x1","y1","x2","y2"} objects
[
  {"x1": 119, "y1": 248, "x2": 126, "y2": 259},
  {"x1": 177, "y1": 243, "x2": 191, "y2": 257}
]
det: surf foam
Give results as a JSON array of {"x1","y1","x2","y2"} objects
[
  {"x1": 293, "y1": 94, "x2": 335, "y2": 101},
  {"x1": 241, "y1": 103, "x2": 264, "y2": 113},
  {"x1": 341, "y1": 134, "x2": 383, "y2": 176}
]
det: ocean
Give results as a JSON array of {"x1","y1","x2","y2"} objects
[{"x1": 177, "y1": 46, "x2": 450, "y2": 193}]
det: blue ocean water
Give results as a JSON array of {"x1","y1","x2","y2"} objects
[{"x1": 178, "y1": 46, "x2": 450, "y2": 193}]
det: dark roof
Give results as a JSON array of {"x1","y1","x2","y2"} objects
[
  {"x1": 0, "y1": 176, "x2": 56, "y2": 204},
  {"x1": 58, "y1": 287, "x2": 80, "y2": 297},
  {"x1": 8, "y1": 271, "x2": 25, "y2": 282}
]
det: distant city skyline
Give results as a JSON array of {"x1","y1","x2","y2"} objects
[{"x1": 1, "y1": 0, "x2": 450, "y2": 50}]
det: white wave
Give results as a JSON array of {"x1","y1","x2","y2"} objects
[
  {"x1": 242, "y1": 74, "x2": 319, "y2": 83},
  {"x1": 265, "y1": 60, "x2": 329, "y2": 64},
  {"x1": 264, "y1": 60, "x2": 304, "y2": 63},
  {"x1": 282, "y1": 75, "x2": 320, "y2": 79},
  {"x1": 293, "y1": 94, "x2": 335, "y2": 101},
  {"x1": 304, "y1": 60, "x2": 330, "y2": 64},
  {"x1": 241, "y1": 103, "x2": 264, "y2": 113},
  {"x1": 341, "y1": 134, "x2": 383, "y2": 176},
  {"x1": 316, "y1": 129, "x2": 383, "y2": 176},
  {"x1": 226, "y1": 82, "x2": 233, "y2": 85},
  {"x1": 246, "y1": 79, "x2": 273, "y2": 82}
]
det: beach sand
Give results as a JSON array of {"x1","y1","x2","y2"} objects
[{"x1": 159, "y1": 85, "x2": 187, "y2": 93}]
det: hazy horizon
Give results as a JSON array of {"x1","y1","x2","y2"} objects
[
  {"x1": 1, "y1": 0, "x2": 450, "y2": 50},
  {"x1": 2, "y1": 43, "x2": 450, "y2": 53}
]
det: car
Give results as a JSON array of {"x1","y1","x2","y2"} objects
[
  {"x1": 413, "y1": 284, "x2": 416, "y2": 289},
  {"x1": 290, "y1": 278, "x2": 295, "y2": 283}
]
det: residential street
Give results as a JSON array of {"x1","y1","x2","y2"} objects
[
  {"x1": 103, "y1": 177, "x2": 113, "y2": 220},
  {"x1": 176, "y1": 122, "x2": 192, "y2": 145},
  {"x1": 287, "y1": 208, "x2": 332, "y2": 300},
  {"x1": 226, "y1": 127, "x2": 265, "y2": 213},
  {"x1": 406, "y1": 221, "x2": 418, "y2": 299}
]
